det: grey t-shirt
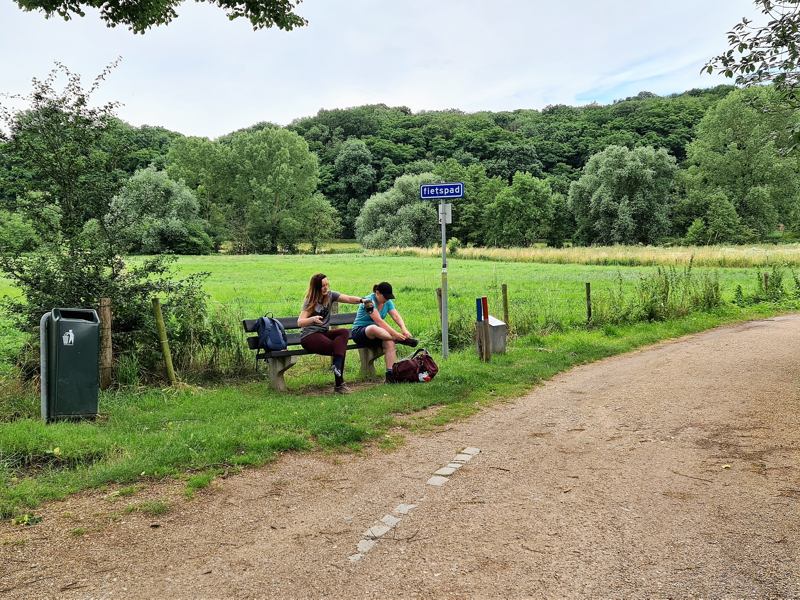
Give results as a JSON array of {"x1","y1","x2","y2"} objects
[{"x1": 300, "y1": 291, "x2": 341, "y2": 339}]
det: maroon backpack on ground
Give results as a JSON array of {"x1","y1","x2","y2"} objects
[{"x1": 392, "y1": 349, "x2": 439, "y2": 383}]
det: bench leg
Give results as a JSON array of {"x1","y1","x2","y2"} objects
[
  {"x1": 268, "y1": 356, "x2": 298, "y2": 392},
  {"x1": 358, "y1": 347, "x2": 384, "y2": 379}
]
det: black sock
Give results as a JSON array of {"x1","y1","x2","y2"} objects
[
  {"x1": 332, "y1": 355, "x2": 345, "y2": 378},
  {"x1": 335, "y1": 373, "x2": 344, "y2": 387}
]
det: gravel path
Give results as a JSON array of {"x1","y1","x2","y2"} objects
[{"x1": 2, "y1": 316, "x2": 799, "y2": 598}]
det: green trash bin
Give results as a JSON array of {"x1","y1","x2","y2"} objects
[{"x1": 40, "y1": 308, "x2": 100, "y2": 422}]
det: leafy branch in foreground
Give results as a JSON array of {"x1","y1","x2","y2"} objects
[
  {"x1": 12, "y1": 0, "x2": 307, "y2": 33},
  {"x1": 706, "y1": 1, "x2": 800, "y2": 91}
]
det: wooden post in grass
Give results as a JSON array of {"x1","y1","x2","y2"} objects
[
  {"x1": 476, "y1": 296, "x2": 491, "y2": 362},
  {"x1": 585, "y1": 282, "x2": 592, "y2": 324},
  {"x1": 482, "y1": 297, "x2": 492, "y2": 361},
  {"x1": 151, "y1": 298, "x2": 177, "y2": 386},
  {"x1": 475, "y1": 297, "x2": 485, "y2": 360},
  {"x1": 436, "y1": 288, "x2": 443, "y2": 326},
  {"x1": 99, "y1": 297, "x2": 113, "y2": 390},
  {"x1": 763, "y1": 272, "x2": 769, "y2": 293},
  {"x1": 501, "y1": 283, "x2": 509, "y2": 326}
]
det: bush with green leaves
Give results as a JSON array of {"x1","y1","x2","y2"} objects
[
  {"x1": 107, "y1": 167, "x2": 213, "y2": 255},
  {"x1": 356, "y1": 173, "x2": 439, "y2": 248},
  {"x1": 0, "y1": 63, "x2": 211, "y2": 383}
]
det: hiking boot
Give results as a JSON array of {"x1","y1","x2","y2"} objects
[
  {"x1": 384, "y1": 372, "x2": 398, "y2": 384},
  {"x1": 334, "y1": 383, "x2": 352, "y2": 394},
  {"x1": 398, "y1": 337, "x2": 419, "y2": 347}
]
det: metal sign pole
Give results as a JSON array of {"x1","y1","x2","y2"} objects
[
  {"x1": 440, "y1": 199, "x2": 449, "y2": 359},
  {"x1": 420, "y1": 182, "x2": 462, "y2": 360}
]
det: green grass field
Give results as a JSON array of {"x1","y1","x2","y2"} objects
[
  {"x1": 0, "y1": 252, "x2": 795, "y2": 519},
  {"x1": 164, "y1": 254, "x2": 764, "y2": 335}
]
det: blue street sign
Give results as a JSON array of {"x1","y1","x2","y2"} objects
[{"x1": 420, "y1": 182, "x2": 465, "y2": 200}]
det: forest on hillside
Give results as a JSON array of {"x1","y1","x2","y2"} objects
[{"x1": 2, "y1": 82, "x2": 799, "y2": 260}]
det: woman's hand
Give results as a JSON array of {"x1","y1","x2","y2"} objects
[
  {"x1": 313, "y1": 315, "x2": 324, "y2": 325},
  {"x1": 401, "y1": 328, "x2": 412, "y2": 339}
]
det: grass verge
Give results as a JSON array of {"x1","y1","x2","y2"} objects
[{"x1": 0, "y1": 302, "x2": 793, "y2": 519}]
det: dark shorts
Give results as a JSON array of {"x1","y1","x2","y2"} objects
[{"x1": 351, "y1": 325, "x2": 382, "y2": 348}]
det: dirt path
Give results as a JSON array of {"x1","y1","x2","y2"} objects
[{"x1": 2, "y1": 316, "x2": 800, "y2": 598}]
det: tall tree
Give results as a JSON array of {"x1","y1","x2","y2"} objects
[
  {"x1": 166, "y1": 136, "x2": 231, "y2": 249},
  {"x1": 569, "y1": 145, "x2": 676, "y2": 245},
  {"x1": 13, "y1": 0, "x2": 307, "y2": 32},
  {"x1": 483, "y1": 172, "x2": 554, "y2": 247},
  {"x1": 682, "y1": 87, "x2": 800, "y2": 236},
  {"x1": 329, "y1": 139, "x2": 376, "y2": 237},
  {"x1": 227, "y1": 128, "x2": 320, "y2": 253}
]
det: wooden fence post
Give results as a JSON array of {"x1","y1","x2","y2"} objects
[
  {"x1": 763, "y1": 272, "x2": 769, "y2": 293},
  {"x1": 436, "y1": 288, "x2": 443, "y2": 326},
  {"x1": 501, "y1": 283, "x2": 509, "y2": 326},
  {"x1": 585, "y1": 282, "x2": 592, "y2": 324},
  {"x1": 151, "y1": 298, "x2": 177, "y2": 386},
  {"x1": 99, "y1": 297, "x2": 113, "y2": 390}
]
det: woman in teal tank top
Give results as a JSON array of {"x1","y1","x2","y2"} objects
[{"x1": 350, "y1": 281, "x2": 418, "y2": 383}]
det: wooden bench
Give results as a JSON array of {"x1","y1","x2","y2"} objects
[{"x1": 242, "y1": 308, "x2": 384, "y2": 391}]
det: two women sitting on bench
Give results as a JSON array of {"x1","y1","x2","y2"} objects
[{"x1": 298, "y1": 276, "x2": 417, "y2": 393}]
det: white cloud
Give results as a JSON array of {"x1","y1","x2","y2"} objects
[{"x1": 0, "y1": 0, "x2": 758, "y2": 137}]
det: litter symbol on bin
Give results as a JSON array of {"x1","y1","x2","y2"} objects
[{"x1": 62, "y1": 330, "x2": 75, "y2": 346}]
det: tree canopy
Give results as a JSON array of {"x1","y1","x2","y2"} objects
[
  {"x1": 706, "y1": 1, "x2": 800, "y2": 92},
  {"x1": 569, "y1": 145, "x2": 677, "y2": 246},
  {"x1": 13, "y1": 0, "x2": 307, "y2": 32}
]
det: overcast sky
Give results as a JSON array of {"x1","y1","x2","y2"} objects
[{"x1": 0, "y1": 0, "x2": 758, "y2": 138}]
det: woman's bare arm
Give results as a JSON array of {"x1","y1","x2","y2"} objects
[
  {"x1": 370, "y1": 308, "x2": 405, "y2": 340},
  {"x1": 388, "y1": 308, "x2": 411, "y2": 338},
  {"x1": 337, "y1": 293, "x2": 364, "y2": 304},
  {"x1": 297, "y1": 307, "x2": 323, "y2": 328}
]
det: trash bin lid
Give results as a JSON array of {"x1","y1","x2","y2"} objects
[{"x1": 51, "y1": 308, "x2": 99, "y2": 323}]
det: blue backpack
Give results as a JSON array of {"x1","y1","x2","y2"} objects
[{"x1": 256, "y1": 315, "x2": 288, "y2": 352}]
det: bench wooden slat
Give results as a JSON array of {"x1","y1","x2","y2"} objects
[
  {"x1": 255, "y1": 342, "x2": 364, "y2": 359},
  {"x1": 247, "y1": 332, "x2": 304, "y2": 350},
  {"x1": 242, "y1": 312, "x2": 357, "y2": 334}
]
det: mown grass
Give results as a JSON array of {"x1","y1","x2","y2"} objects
[
  {"x1": 373, "y1": 243, "x2": 800, "y2": 268},
  {"x1": 0, "y1": 253, "x2": 797, "y2": 518},
  {"x1": 149, "y1": 253, "x2": 771, "y2": 337},
  {"x1": 0, "y1": 300, "x2": 792, "y2": 519}
]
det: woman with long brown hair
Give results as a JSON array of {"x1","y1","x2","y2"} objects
[{"x1": 298, "y1": 273, "x2": 365, "y2": 394}]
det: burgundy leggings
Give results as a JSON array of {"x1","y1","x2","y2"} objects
[{"x1": 300, "y1": 329, "x2": 349, "y2": 359}]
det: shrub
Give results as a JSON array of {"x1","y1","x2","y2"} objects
[{"x1": 356, "y1": 174, "x2": 439, "y2": 249}]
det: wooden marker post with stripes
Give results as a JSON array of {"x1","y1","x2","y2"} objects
[{"x1": 476, "y1": 296, "x2": 492, "y2": 362}]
